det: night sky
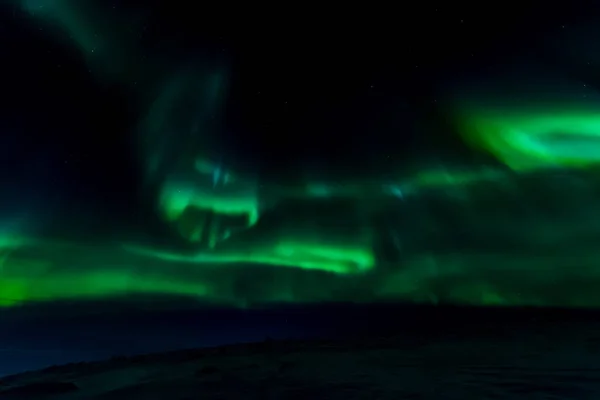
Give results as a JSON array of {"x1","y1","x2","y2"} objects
[{"x1": 3, "y1": 0, "x2": 600, "y2": 376}]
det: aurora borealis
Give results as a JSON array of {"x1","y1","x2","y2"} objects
[{"x1": 5, "y1": 0, "x2": 600, "y2": 311}]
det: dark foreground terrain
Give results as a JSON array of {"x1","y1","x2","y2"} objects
[{"x1": 3, "y1": 306, "x2": 600, "y2": 399}]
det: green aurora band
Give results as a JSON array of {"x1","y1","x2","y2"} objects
[{"x1": 5, "y1": 3, "x2": 600, "y2": 309}]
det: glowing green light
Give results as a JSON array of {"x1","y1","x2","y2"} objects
[{"x1": 457, "y1": 111, "x2": 600, "y2": 171}]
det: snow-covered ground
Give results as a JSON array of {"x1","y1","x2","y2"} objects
[{"x1": 2, "y1": 327, "x2": 600, "y2": 399}]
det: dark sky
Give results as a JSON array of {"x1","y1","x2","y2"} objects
[
  {"x1": 1, "y1": 0, "x2": 600, "y2": 377},
  {"x1": 1, "y1": 1, "x2": 592, "y2": 208}
]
